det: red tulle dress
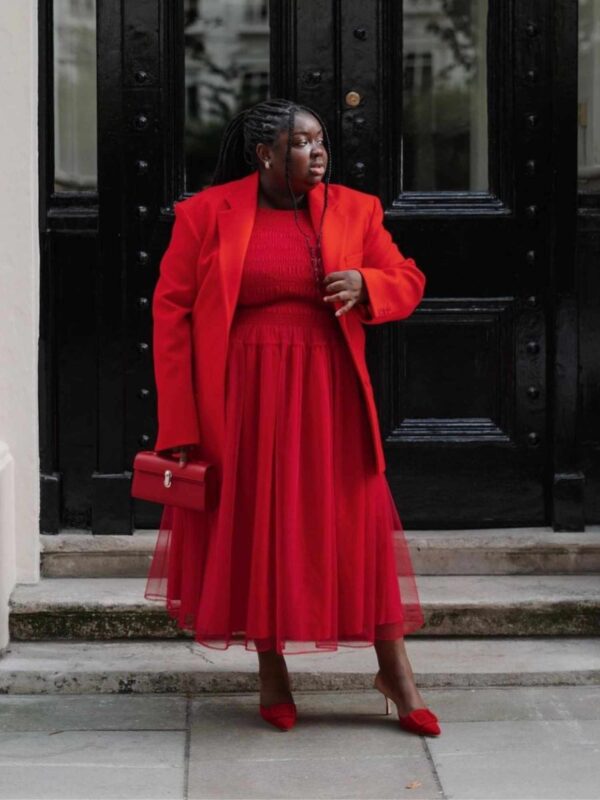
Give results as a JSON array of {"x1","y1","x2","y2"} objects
[{"x1": 144, "y1": 205, "x2": 425, "y2": 654}]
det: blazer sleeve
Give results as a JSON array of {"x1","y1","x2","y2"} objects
[
  {"x1": 152, "y1": 202, "x2": 201, "y2": 453},
  {"x1": 354, "y1": 195, "x2": 426, "y2": 324}
]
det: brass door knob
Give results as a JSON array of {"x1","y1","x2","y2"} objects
[{"x1": 345, "y1": 91, "x2": 362, "y2": 107}]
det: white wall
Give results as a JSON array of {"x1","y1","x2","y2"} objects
[{"x1": 0, "y1": 0, "x2": 40, "y2": 651}]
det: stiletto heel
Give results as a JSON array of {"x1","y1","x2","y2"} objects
[{"x1": 373, "y1": 671, "x2": 441, "y2": 737}]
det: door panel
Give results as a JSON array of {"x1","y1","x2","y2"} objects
[{"x1": 329, "y1": 0, "x2": 550, "y2": 526}]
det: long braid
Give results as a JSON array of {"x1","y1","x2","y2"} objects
[
  {"x1": 284, "y1": 105, "x2": 298, "y2": 210},
  {"x1": 211, "y1": 110, "x2": 250, "y2": 184},
  {"x1": 210, "y1": 99, "x2": 331, "y2": 282}
]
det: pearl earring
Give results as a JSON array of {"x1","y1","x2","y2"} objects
[{"x1": 264, "y1": 160, "x2": 271, "y2": 169}]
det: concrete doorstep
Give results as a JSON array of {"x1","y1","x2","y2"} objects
[
  {"x1": 8, "y1": 575, "x2": 600, "y2": 639},
  {"x1": 1, "y1": 637, "x2": 600, "y2": 695},
  {"x1": 40, "y1": 528, "x2": 600, "y2": 577}
]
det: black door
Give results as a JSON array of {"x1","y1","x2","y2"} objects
[
  {"x1": 330, "y1": 1, "x2": 568, "y2": 529},
  {"x1": 40, "y1": 0, "x2": 581, "y2": 533}
]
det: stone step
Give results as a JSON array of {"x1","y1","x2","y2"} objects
[
  {"x1": 40, "y1": 528, "x2": 600, "y2": 578},
  {"x1": 1, "y1": 637, "x2": 599, "y2": 694},
  {"x1": 40, "y1": 531, "x2": 157, "y2": 579},
  {"x1": 8, "y1": 575, "x2": 600, "y2": 640}
]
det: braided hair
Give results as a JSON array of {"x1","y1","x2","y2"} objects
[{"x1": 211, "y1": 98, "x2": 332, "y2": 266}]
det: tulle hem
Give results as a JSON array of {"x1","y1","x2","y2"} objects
[
  {"x1": 145, "y1": 570, "x2": 414, "y2": 655},
  {"x1": 144, "y1": 590, "x2": 415, "y2": 655},
  {"x1": 144, "y1": 472, "x2": 426, "y2": 656}
]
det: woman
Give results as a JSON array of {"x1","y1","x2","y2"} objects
[{"x1": 145, "y1": 98, "x2": 440, "y2": 736}]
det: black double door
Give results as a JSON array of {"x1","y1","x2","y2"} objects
[{"x1": 40, "y1": 0, "x2": 582, "y2": 534}]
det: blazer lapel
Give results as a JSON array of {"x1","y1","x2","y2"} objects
[
  {"x1": 309, "y1": 180, "x2": 352, "y2": 335},
  {"x1": 216, "y1": 171, "x2": 259, "y2": 320},
  {"x1": 308, "y1": 181, "x2": 346, "y2": 279}
]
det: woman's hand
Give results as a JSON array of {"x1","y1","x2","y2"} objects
[
  {"x1": 322, "y1": 270, "x2": 368, "y2": 317},
  {"x1": 163, "y1": 444, "x2": 194, "y2": 466}
]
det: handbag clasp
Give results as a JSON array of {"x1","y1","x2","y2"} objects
[{"x1": 163, "y1": 469, "x2": 173, "y2": 488}]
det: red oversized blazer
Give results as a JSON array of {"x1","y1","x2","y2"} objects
[{"x1": 152, "y1": 169, "x2": 426, "y2": 475}]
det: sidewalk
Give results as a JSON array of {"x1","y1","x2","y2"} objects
[{"x1": 1, "y1": 684, "x2": 599, "y2": 799}]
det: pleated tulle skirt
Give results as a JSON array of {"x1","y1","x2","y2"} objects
[{"x1": 144, "y1": 299, "x2": 425, "y2": 654}]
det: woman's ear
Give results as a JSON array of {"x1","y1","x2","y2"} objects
[
  {"x1": 256, "y1": 142, "x2": 268, "y2": 164},
  {"x1": 256, "y1": 142, "x2": 270, "y2": 167}
]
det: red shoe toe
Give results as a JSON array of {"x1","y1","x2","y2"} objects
[
  {"x1": 259, "y1": 702, "x2": 297, "y2": 731},
  {"x1": 398, "y1": 708, "x2": 441, "y2": 736}
]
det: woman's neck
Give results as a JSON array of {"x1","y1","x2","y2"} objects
[{"x1": 258, "y1": 183, "x2": 307, "y2": 210}]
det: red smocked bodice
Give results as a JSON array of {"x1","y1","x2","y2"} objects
[{"x1": 236, "y1": 207, "x2": 326, "y2": 313}]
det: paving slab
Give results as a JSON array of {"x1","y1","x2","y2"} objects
[
  {"x1": 425, "y1": 685, "x2": 600, "y2": 800},
  {"x1": 0, "y1": 694, "x2": 188, "y2": 799},
  {"x1": 1, "y1": 686, "x2": 599, "y2": 800},
  {"x1": 428, "y1": 721, "x2": 600, "y2": 800},
  {"x1": 0, "y1": 730, "x2": 186, "y2": 799},
  {"x1": 1, "y1": 637, "x2": 600, "y2": 694},
  {"x1": 187, "y1": 692, "x2": 442, "y2": 799},
  {"x1": 0, "y1": 693, "x2": 188, "y2": 730}
]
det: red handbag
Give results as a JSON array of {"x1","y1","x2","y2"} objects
[{"x1": 131, "y1": 450, "x2": 218, "y2": 512}]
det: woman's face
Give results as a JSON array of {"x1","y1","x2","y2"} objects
[{"x1": 256, "y1": 110, "x2": 328, "y2": 194}]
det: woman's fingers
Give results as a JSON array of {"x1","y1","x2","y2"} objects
[
  {"x1": 324, "y1": 287, "x2": 357, "y2": 302},
  {"x1": 323, "y1": 270, "x2": 364, "y2": 312},
  {"x1": 178, "y1": 445, "x2": 193, "y2": 465},
  {"x1": 324, "y1": 288, "x2": 358, "y2": 315},
  {"x1": 164, "y1": 445, "x2": 191, "y2": 465},
  {"x1": 323, "y1": 278, "x2": 347, "y2": 293},
  {"x1": 335, "y1": 299, "x2": 356, "y2": 317}
]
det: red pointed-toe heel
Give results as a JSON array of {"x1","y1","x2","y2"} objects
[
  {"x1": 258, "y1": 657, "x2": 297, "y2": 731},
  {"x1": 373, "y1": 671, "x2": 441, "y2": 737},
  {"x1": 259, "y1": 701, "x2": 297, "y2": 731}
]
